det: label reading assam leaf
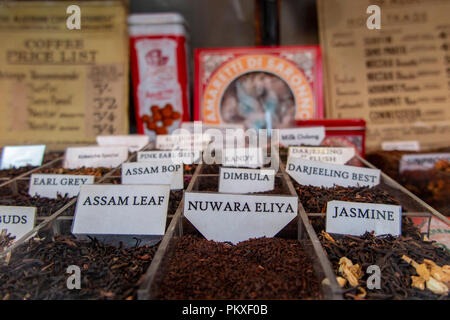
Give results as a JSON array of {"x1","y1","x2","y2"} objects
[
  {"x1": 288, "y1": 147, "x2": 355, "y2": 164},
  {"x1": 326, "y1": 201, "x2": 401, "y2": 237},
  {"x1": 0, "y1": 145, "x2": 46, "y2": 169},
  {"x1": 96, "y1": 135, "x2": 150, "y2": 153},
  {"x1": 28, "y1": 174, "x2": 95, "y2": 199},
  {"x1": 0, "y1": 206, "x2": 36, "y2": 241},
  {"x1": 222, "y1": 147, "x2": 264, "y2": 168},
  {"x1": 399, "y1": 153, "x2": 450, "y2": 173},
  {"x1": 137, "y1": 150, "x2": 202, "y2": 165},
  {"x1": 381, "y1": 141, "x2": 420, "y2": 152},
  {"x1": 286, "y1": 158, "x2": 380, "y2": 187},
  {"x1": 121, "y1": 161, "x2": 183, "y2": 190},
  {"x1": 219, "y1": 168, "x2": 275, "y2": 194},
  {"x1": 72, "y1": 184, "x2": 170, "y2": 236},
  {"x1": 184, "y1": 192, "x2": 297, "y2": 244},
  {"x1": 63, "y1": 146, "x2": 128, "y2": 169},
  {"x1": 279, "y1": 127, "x2": 325, "y2": 147}
]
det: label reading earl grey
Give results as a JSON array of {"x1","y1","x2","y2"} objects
[
  {"x1": 72, "y1": 184, "x2": 170, "y2": 236},
  {"x1": 279, "y1": 127, "x2": 325, "y2": 147},
  {"x1": 288, "y1": 146, "x2": 355, "y2": 164},
  {"x1": 399, "y1": 153, "x2": 450, "y2": 172},
  {"x1": 326, "y1": 201, "x2": 401, "y2": 237},
  {"x1": 121, "y1": 161, "x2": 183, "y2": 190},
  {"x1": 0, "y1": 206, "x2": 36, "y2": 241},
  {"x1": 137, "y1": 150, "x2": 202, "y2": 164},
  {"x1": 219, "y1": 168, "x2": 275, "y2": 194},
  {"x1": 286, "y1": 158, "x2": 380, "y2": 187},
  {"x1": 184, "y1": 192, "x2": 297, "y2": 244},
  {"x1": 63, "y1": 146, "x2": 128, "y2": 169},
  {"x1": 29, "y1": 174, "x2": 95, "y2": 198},
  {"x1": 0, "y1": 145, "x2": 46, "y2": 169},
  {"x1": 96, "y1": 135, "x2": 150, "y2": 153}
]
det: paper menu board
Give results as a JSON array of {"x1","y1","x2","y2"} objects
[
  {"x1": 317, "y1": 0, "x2": 450, "y2": 152},
  {"x1": 0, "y1": 1, "x2": 129, "y2": 150}
]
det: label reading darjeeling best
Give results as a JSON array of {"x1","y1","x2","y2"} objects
[
  {"x1": 286, "y1": 158, "x2": 380, "y2": 187},
  {"x1": 219, "y1": 168, "x2": 275, "y2": 194},
  {"x1": 279, "y1": 127, "x2": 325, "y2": 147},
  {"x1": 0, "y1": 206, "x2": 36, "y2": 241},
  {"x1": 137, "y1": 150, "x2": 202, "y2": 164},
  {"x1": 28, "y1": 174, "x2": 95, "y2": 198},
  {"x1": 121, "y1": 161, "x2": 183, "y2": 190},
  {"x1": 288, "y1": 146, "x2": 355, "y2": 164},
  {"x1": 326, "y1": 201, "x2": 402, "y2": 237},
  {"x1": 399, "y1": 153, "x2": 450, "y2": 173},
  {"x1": 63, "y1": 146, "x2": 128, "y2": 169},
  {"x1": 72, "y1": 184, "x2": 170, "y2": 236},
  {"x1": 184, "y1": 192, "x2": 297, "y2": 244},
  {"x1": 96, "y1": 135, "x2": 150, "y2": 153},
  {"x1": 0, "y1": 145, "x2": 46, "y2": 169}
]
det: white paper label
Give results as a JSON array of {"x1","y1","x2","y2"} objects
[
  {"x1": 121, "y1": 161, "x2": 183, "y2": 190},
  {"x1": 288, "y1": 147, "x2": 355, "y2": 164},
  {"x1": 137, "y1": 150, "x2": 202, "y2": 164},
  {"x1": 63, "y1": 146, "x2": 128, "y2": 169},
  {"x1": 399, "y1": 153, "x2": 450, "y2": 172},
  {"x1": 72, "y1": 184, "x2": 170, "y2": 236},
  {"x1": 0, "y1": 206, "x2": 36, "y2": 241},
  {"x1": 184, "y1": 192, "x2": 297, "y2": 244},
  {"x1": 279, "y1": 127, "x2": 325, "y2": 147},
  {"x1": 156, "y1": 133, "x2": 210, "y2": 150},
  {"x1": 381, "y1": 141, "x2": 420, "y2": 152},
  {"x1": 219, "y1": 168, "x2": 275, "y2": 194},
  {"x1": 96, "y1": 135, "x2": 150, "y2": 153},
  {"x1": 286, "y1": 158, "x2": 380, "y2": 187},
  {"x1": 181, "y1": 121, "x2": 244, "y2": 134},
  {"x1": 0, "y1": 145, "x2": 46, "y2": 169},
  {"x1": 28, "y1": 174, "x2": 95, "y2": 199},
  {"x1": 326, "y1": 201, "x2": 402, "y2": 237},
  {"x1": 222, "y1": 147, "x2": 264, "y2": 168}
]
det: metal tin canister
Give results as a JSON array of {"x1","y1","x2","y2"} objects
[{"x1": 129, "y1": 13, "x2": 190, "y2": 140}]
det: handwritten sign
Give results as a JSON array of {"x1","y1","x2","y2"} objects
[
  {"x1": 0, "y1": 145, "x2": 45, "y2": 169},
  {"x1": 279, "y1": 127, "x2": 325, "y2": 147},
  {"x1": 326, "y1": 201, "x2": 401, "y2": 237},
  {"x1": 28, "y1": 174, "x2": 95, "y2": 198},
  {"x1": 184, "y1": 192, "x2": 297, "y2": 244},
  {"x1": 288, "y1": 146, "x2": 355, "y2": 164},
  {"x1": 219, "y1": 168, "x2": 275, "y2": 194},
  {"x1": 137, "y1": 150, "x2": 202, "y2": 165},
  {"x1": 72, "y1": 184, "x2": 170, "y2": 236},
  {"x1": 286, "y1": 158, "x2": 380, "y2": 187},
  {"x1": 96, "y1": 135, "x2": 150, "y2": 152},
  {"x1": 121, "y1": 161, "x2": 183, "y2": 190},
  {"x1": 399, "y1": 153, "x2": 450, "y2": 173},
  {"x1": 0, "y1": 206, "x2": 36, "y2": 241},
  {"x1": 63, "y1": 146, "x2": 128, "y2": 169}
]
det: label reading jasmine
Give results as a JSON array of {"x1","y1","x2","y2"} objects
[
  {"x1": 286, "y1": 158, "x2": 380, "y2": 187},
  {"x1": 72, "y1": 184, "x2": 170, "y2": 236},
  {"x1": 288, "y1": 146, "x2": 355, "y2": 164},
  {"x1": 0, "y1": 145, "x2": 46, "y2": 169},
  {"x1": 326, "y1": 201, "x2": 401, "y2": 237},
  {"x1": 121, "y1": 161, "x2": 183, "y2": 190},
  {"x1": 219, "y1": 168, "x2": 275, "y2": 194},
  {"x1": 63, "y1": 146, "x2": 128, "y2": 169},
  {"x1": 29, "y1": 174, "x2": 95, "y2": 198},
  {"x1": 279, "y1": 127, "x2": 325, "y2": 147},
  {"x1": 184, "y1": 192, "x2": 297, "y2": 244},
  {"x1": 0, "y1": 206, "x2": 36, "y2": 241},
  {"x1": 137, "y1": 150, "x2": 202, "y2": 164}
]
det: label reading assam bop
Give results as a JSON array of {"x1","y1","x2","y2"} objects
[
  {"x1": 28, "y1": 174, "x2": 95, "y2": 198},
  {"x1": 184, "y1": 192, "x2": 297, "y2": 244},
  {"x1": 137, "y1": 150, "x2": 202, "y2": 165},
  {"x1": 288, "y1": 146, "x2": 355, "y2": 164},
  {"x1": 219, "y1": 168, "x2": 275, "y2": 194},
  {"x1": 0, "y1": 206, "x2": 36, "y2": 241},
  {"x1": 286, "y1": 158, "x2": 380, "y2": 187},
  {"x1": 121, "y1": 161, "x2": 183, "y2": 190},
  {"x1": 63, "y1": 146, "x2": 128, "y2": 169},
  {"x1": 0, "y1": 145, "x2": 46, "y2": 169},
  {"x1": 326, "y1": 201, "x2": 401, "y2": 237},
  {"x1": 279, "y1": 127, "x2": 325, "y2": 147},
  {"x1": 96, "y1": 135, "x2": 150, "y2": 153},
  {"x1": 72, "y1": 185, "x2": 170, "y2": 236}
]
